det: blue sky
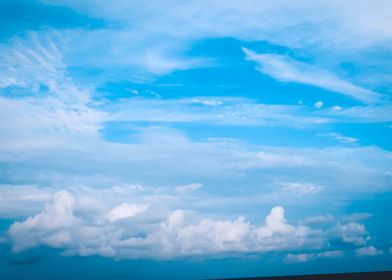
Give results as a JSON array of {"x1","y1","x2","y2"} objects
[{"x1": 0, "y1": 0, "x2": 392, "y2": 279}]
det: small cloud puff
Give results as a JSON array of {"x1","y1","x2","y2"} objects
[
  {"x1": 355, "y1": 246, "x2": 382, "y2": 257},
  {"x1": 106, "y1": 203, "x2": 149, "y2": 222},
  {"x1": 335, "y1": 222, "x2": 369, "y2": 246},
  {"x1": 285, "y1": 250, "x2": 343, "y2": 263},
  {"x1": 314, "y1": 101, "x2": 324, "y2": 109}
]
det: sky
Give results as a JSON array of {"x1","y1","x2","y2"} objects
[{"x1": 0, "y1": 0, "x2": 392, "y2": 279}]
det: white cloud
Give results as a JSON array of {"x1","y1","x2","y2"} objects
[
  {"x1": 335, "y1": 222, "x2": 369, "y2": 246},
  {"x1": 141, "y1": 51, "x2": 206, "y2": 75},
  {"x1": 188, "y1": 98, "x2": 223, "y2": 107},
  {"x1": 0, "y1": 185, "x2": 51, "y2": 217},
  {"x1": 3, "y1": 187, "x2": 383, "y2": 260},
  {"x1": 0, "y1": 30, "x2": 65, "y2": 89},
  {"x1": 255, "y1": 151, "x2": 314, "y2": 167},
  {"x1": 120, "y1": 205, "x2": 318, "y2": 257},
  {"x1": 257, "y1": 206, "x2": 299, "y2": 236},
  {"x1": 355, "y1": 246, "x2": 382, "y2": 257},
  {"x1": 242, "y1": 48, "x2": 381, "y2": 104},
  {"x1": 318, "y1": 250, "x2": 344, "y2": 258},
  {"x1": 157, "y1": 210, "x2": 251, "y2": 255},
  {"x1": 12, "y1": 0, "x2": 384, "y2": 94},
  {"x1": 105, "y1": 97, "x2": 333, "y2": 127},
  {"x1": 2, "y1": 33, "x2": 386, "y2": 150},
  {"x1": 8, "y1": 191, "x2": 79, "y2": 252},
  {"x1": 106, "y1": 203, "x2": 149, "y2": 222},
  {"x1": 0, "y1": 1, "x2": 390, "y2": 264},
  {"x1": 6, "y1": 191, "x2": 329, "y2": 259},
  {"x1": 281, "y1": 182, "x2": 323, "y2": 196},
  {"x1": 320, "y1": 105, "x2": 392, "y2": 123},
  {"x1": 104, "y1": 96, "x2": 392, "y2": 128},
  {"x1": 285, "y1": 253, "x2": 314, "y2": 263},
  {"x1": 43, "y1": 231, "x2": 72, "y2": 248},
  {"x1": 302, "y1": 215, "x2": 335, "y2": 225},
  {"x1": 331, "y1": 134, "x2": 357, "y2": 144},
  {"x1": 0, "y1": 31, "x2": 105, "y2": 150},
  {"x1": 1, "y1": 136, "x2": 390, "y2": 214},
  {"x1": 41, "y1": 0, "x2": 392, "y2": 51}
]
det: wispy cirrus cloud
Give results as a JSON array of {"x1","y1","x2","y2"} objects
[
  {"x1": 318, "y1": 133, "x2": 358, "y2": 144},
  {"x1": 242, "y1": 47, "x2": 382, "y2": 104},
  {"x1": 0, "y1": 31, "x2": 105, "y2": 149},
  {"x1": 32, "y1": 0, "x2": 392, "y2": 91},
  {"x1": 103, "y1": 97, "x2": 392, "y2": 127}
]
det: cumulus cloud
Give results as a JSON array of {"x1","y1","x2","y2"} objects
[
  {"x1": 3, "y1": 186, "x2": 381, "y2": 260},
  {"x1": 4, "y1": 190, "x2": 347, "y2": 259},
  {"x1": 334, "y1": 222, "x2": 369, "y2": 246},
  {"x1": 9, "y1": 191, "x2": 78, "y2": 252},
  {"x1": 156, "y1": 206, "x2": 319, "y2": 257},
  {"x1": 242, "y1": 48, "x2": 381, "y2": 104},
  {"x1": 157, "y1": 210, "x2": 251, "y2": 255}
]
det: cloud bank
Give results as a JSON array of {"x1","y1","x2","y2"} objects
[{"x1": 6, "y1": 189, "x2": 379, "y2": 260}]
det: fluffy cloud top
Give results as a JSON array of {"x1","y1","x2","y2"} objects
[{"x1": 9, "y1": 191, "x2": 78, "y2": 252}]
